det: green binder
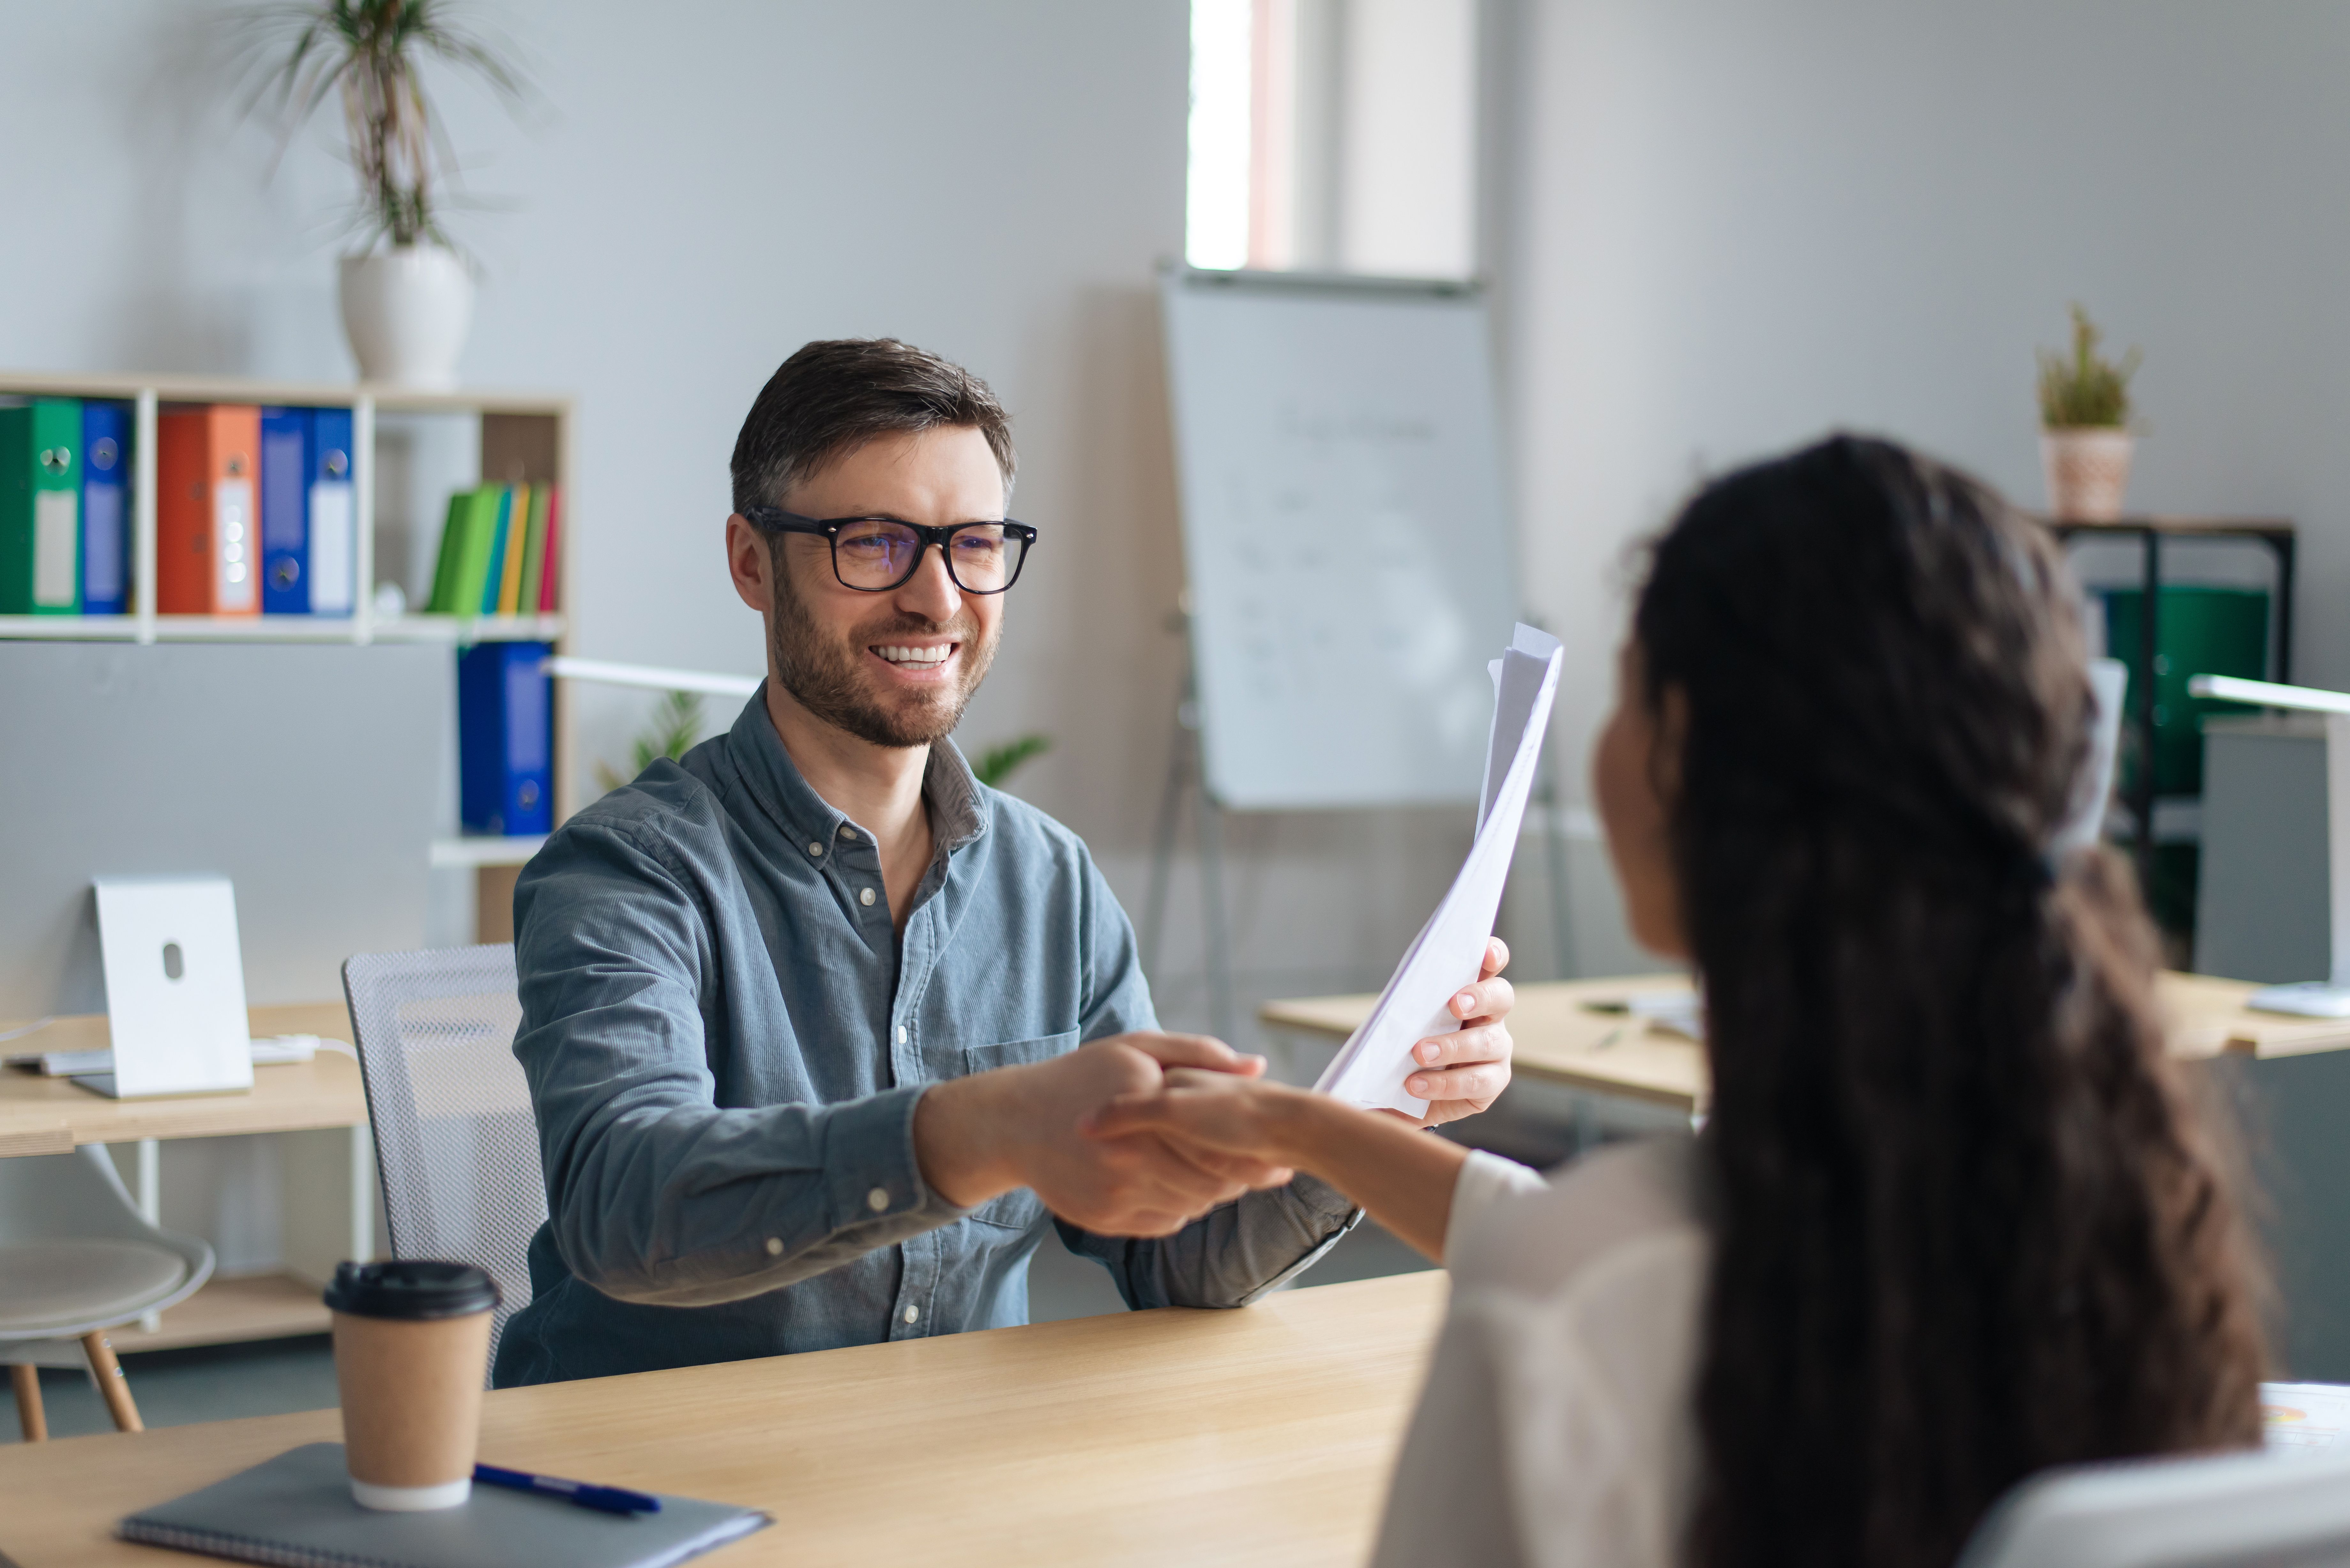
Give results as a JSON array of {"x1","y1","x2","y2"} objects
[
  {"x1": 0, "y1": 398, "x2": 83, "y2": 614},
  {"x1": 427, "y1": 486, "x2": 508, "y2": 616}
]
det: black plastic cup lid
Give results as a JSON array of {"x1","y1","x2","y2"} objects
[{"x1": 323, "y1": 1260, "x2": 501, "y2": 1321}]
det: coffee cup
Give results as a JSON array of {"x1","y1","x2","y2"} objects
[{"x1": 323, "y1": 1260, "x2": 502, "y2": 1511}]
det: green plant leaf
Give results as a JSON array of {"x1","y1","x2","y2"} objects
[
  {"x1": 598, "y1": 689, "x2": 705, "y2": 796},
  {"x1": 2036, "y1": 303, "x2": 2141, "y2": 429},
  {"x1": 972, "y1": 734, "x2": 1052, "y2": 791}
]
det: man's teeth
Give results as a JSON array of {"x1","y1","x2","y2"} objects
[{"x1": 876, "y1": 645, "x2": 951, "y2": 666}]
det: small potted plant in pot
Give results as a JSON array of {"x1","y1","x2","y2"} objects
[
  {"x1": 2036, "y1": 304, "x2": 2142, "y2": 521},
  {"x1": 246, "y1": 1, "x2": 525, "y2": 389}
]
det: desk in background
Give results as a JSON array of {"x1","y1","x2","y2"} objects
[
  {"x1": 0, "y1": 1270, "x2": 1444, "y2": 1568},
  {"x1": 0, "y1": 1002, "x2": 372, "y2": 1352},
  {"x1": 1261, "y1": 972, "x2": 2350, "y2": 1122}
]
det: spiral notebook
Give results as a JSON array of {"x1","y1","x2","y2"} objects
[{"x1": 117, "y1": 1444, "x2": 770, "y2": 1568}]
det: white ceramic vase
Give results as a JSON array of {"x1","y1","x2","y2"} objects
[
  {"x1": 2040, "y1": 427, "x2": 2135, "y2": 521},
  {"x1": 338, "y1": 246, "x2": 474, "y2": 390}
]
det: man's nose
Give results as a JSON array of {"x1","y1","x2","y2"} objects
[{"x1": 895, "y1": 541, "x2": 964, "y2": 623}]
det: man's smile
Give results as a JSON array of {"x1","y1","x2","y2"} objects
[{"x1": 869, "y1": 640, "x2": 958, "y2": 679}]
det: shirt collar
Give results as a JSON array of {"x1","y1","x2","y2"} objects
[{"x1": 727, "y1": 682, "x2": 991, "y2": 854}]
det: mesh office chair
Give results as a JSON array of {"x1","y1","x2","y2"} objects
[
  {"x1": 342, "y1": 944, "x2": 544, "y2": 1378},
  {"x1": 1957, "y1": 1445, "x2": 2350, "y2": 1568},
  {"x1": 0, "y1": 1144, "x2": 214, "y2": 1439}
]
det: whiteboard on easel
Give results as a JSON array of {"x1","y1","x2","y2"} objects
[{"x1": 1160, "y1": 268, "x2": 1518, "y2": 810}]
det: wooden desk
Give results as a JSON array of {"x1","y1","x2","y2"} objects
[
  {"x1": 0, "y1": 1003, "x2": 365, "y2": 1160},
  {"x1": 0, "y1": 1003, "x2": 370, "y2": 1352},
  {"x1": 1262, "y1": 972, "x2": 2350, "y2": 1118},
  {"x1": 0, "y1": 1271, "x2": 1448, "y2": 1568}
]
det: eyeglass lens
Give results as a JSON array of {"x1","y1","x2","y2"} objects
[{"x1": 834, "y1": 521, "x2": 1025, "y2": 592}]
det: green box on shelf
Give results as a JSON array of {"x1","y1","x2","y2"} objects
[{"x1": 2101, "y1": 584, "x2": 2269, "y2": 798}]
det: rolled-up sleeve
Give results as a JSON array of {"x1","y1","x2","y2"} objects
[
  {"x1": 513, "y1": 821, "x2": 969, "y2": 1308},
  {"x1": 1053, "y1": 850, "x2": 1364, "y2": 1309}
]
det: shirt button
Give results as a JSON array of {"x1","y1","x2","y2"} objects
[
  {"x1": 839, "y1": 825, "x2": 857, "y2": 841},
  {"x1": 867, "y1": 1187, "x2": 890, "y2": 1213},
  {"x1": 895, "y1": 1025, "x2": 908, "y2": 1045},
  {"x1": 860, "y1": 887, "x2": 876, "y2": 907},
  {"x1": 764, "y1": 1237, "x2": 783, "y2": 1256},
  {"x1": 902, "y1": 1304, "x2": 920, "y2": 1325},
  {"x1": 807, "y1": 841, "x2": 823, "y2": 857}
]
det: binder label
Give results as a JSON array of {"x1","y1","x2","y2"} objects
[
  {"x1": 309, "y1": 482, "x2": 355, "y2": 614},
  {"x1": 84, "y1": 483, "x2": 123, "y2": 604},
  {"x1": 216, "y1": 478, "x2": 255, "y2": 611},
  {"x1": 34, "y1": 489, "x2": 78, "y2": 607}
]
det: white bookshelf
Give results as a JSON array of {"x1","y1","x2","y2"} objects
[{"x1": 0, "y1": 368, "x2": 579, "y2": 821}]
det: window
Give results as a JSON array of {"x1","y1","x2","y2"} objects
[{"x1": 1186, "y1": 0, "x2": 1479, "y2": 278}]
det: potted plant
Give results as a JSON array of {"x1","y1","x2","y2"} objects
[
  {"x1": 2036, "y1": 304, "x2": 2142, "y2": 521},
  {"x1": 246, "y1": 1, "x2": 525, "y2": 389}
]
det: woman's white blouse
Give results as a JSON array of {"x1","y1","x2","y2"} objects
[{"x1": 1370, "y1": 1137, "x2": 1711, "y2": 1568}]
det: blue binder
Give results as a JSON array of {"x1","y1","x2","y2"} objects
[
  {"x1": 459, "y1": 640, "x2": 554, "y2": 835},
  {"x1": 260, "y1": 407, "x2": 311, "y2": 614},
  {"x1": 307, "y1": 408, "x2": 355, "y2": 616},
  {"x1": 80, "y1": 402, "x2": 130, "y2": 616}
]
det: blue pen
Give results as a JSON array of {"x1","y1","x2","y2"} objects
[{"x1": 473, "y1": 1463, "x2": 663, "y2": 1515}]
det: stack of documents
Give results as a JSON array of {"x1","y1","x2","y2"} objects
[{"x1": 1317, "y1": 624, "x2": 1565, "y2": 1115}]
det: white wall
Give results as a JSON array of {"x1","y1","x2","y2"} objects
[{"x1": 1500, "y1": 0, "x2": 2350, "y2": 804}]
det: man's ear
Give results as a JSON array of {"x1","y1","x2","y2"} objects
[{"x1": 725, "y1": 513, "x2": 774, "y2": 614}]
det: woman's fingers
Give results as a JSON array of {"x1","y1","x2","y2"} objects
[
  {"x1": 1448, "y1": 974, "x2": 1516, "y2": 1023},
  {"x1": 1411, "y1": 1021, "x2": 1514, "y2": 1069},
  {"x1": 1482, "y1": 936, "x2": 1511, "y2": 979},
  {"x1": 1403, "y1": 1061, "x2": 1511, "y2": 1105}
]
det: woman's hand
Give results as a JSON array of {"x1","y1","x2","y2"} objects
[
  {"x1": 1079, "y1": 1068, "x2": 1319, "y2": 1172},
  {"x1": 1406, "y1": 937, "x2": 1517, "y2": 1127}
]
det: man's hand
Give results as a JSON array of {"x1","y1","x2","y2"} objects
[
  {"x1": 1405, "y1": 936, "x2": 1516, "y2": 1127},
  {"x1": 913, "y1": 1033, "x2": 1293, "y2": 1238}
]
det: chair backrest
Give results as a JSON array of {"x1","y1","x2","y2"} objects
[
  {"x1": 342, "y1": 944, "x2": 544, "y2": 1376},
  {"x1": 1957, "y1": 1446, "x2": 2350, "y2": 1568}
]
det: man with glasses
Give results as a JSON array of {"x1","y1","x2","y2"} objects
[{"x1": 493, "y1": 338, "x2": 1517, "y2": 1385}]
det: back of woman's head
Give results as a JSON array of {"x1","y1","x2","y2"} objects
[{"x1": 1634, "y1": 435, "x2": 2265, "y2": 1568}]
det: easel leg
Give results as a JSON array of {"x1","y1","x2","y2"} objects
[
  {"x1": 1194, "y1": 787, "x2": 1239, "y2": 1046},
  {"x1": 1140, "y1": 701, "x2": 1192, "y2": 981}
]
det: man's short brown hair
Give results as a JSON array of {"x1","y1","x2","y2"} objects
[{"x1": 730, "y1": 338, "x2": 1016, "y2": 515}]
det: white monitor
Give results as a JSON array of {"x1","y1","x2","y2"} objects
[{"x1": 84, "y1": 876, "x2": 254, "y2": 1099}]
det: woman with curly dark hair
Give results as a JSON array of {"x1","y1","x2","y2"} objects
[{"x1": 1085, "y1": 434, "x2": 2269, "y2": 1567}]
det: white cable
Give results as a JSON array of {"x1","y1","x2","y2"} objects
[{"x1": 0, "y1": 1016, "x2": 56, "y2": 1044}]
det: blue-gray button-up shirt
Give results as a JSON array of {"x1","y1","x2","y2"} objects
[{"x1": 493, "y1": 688, "x2": 1358, "y2": 1386}]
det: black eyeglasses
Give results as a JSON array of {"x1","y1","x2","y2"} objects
[{"x1": 743, "y1": 507, "x2": 1038, "y2": 595}]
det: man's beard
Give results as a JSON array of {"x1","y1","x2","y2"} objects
[{"x1": 768, "y1": 562, "x2": 997, "y2": 749}]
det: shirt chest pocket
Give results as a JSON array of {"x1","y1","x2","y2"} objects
[{"x1": 959, "y1": 1029, "x2": 1080, "y2": 1232}]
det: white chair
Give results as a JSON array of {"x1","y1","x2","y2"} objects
[
  {"x1": 1957, "y1": 1445, "x2": 2350, "y2": 1568},
  {"x1": 0, "y1": 1144, "x2": 214, "y2": 1440},
  {"x1": 340, "y1": 944, "x2": 544, "y2": 1379}
]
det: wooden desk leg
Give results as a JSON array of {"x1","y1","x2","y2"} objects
[
  {"x1": 136, "y1": 1139, "x2": 161, "y2": 1332},
  {"x1": 10, "y1": 1363, "x2": 46, "y2": 1442},
  {"x1": 80, "y1": 1333, "x2": 143, "y2": 1433}
]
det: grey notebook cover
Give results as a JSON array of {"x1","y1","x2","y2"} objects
[{"x1": 117, "y1": 1443, "x2": 771, "y2": 1568}]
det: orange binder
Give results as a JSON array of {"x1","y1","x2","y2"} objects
[{"x1": 158, "y1": 405, "x2": 262, "y2": 615}]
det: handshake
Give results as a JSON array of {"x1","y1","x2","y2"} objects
[{"x1": 912, "y1": 940, "x2": 1517, "y2": 1237}]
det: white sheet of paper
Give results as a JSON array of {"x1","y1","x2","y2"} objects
[
  {"x1": 1317, "y1": 624, "x2": 1564, "y2": 1115},
  {"x1": 2264, "y1": 1382, "x2": 2350, "y2": 1452}
]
